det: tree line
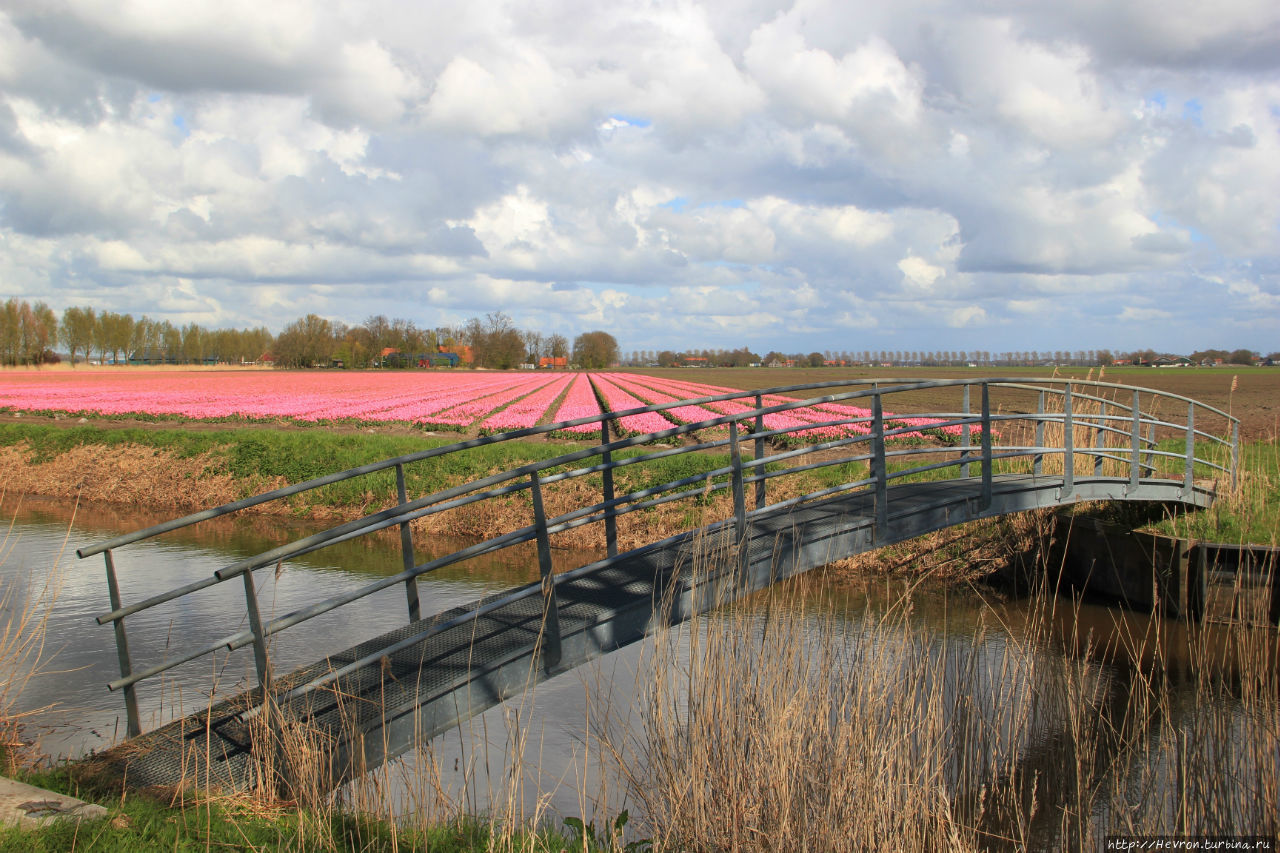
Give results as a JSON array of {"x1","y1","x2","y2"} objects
[
  {"x1": 272, "y1": 311, "x2": 619, "y2": 370},
  {"x1": 619, "y1": 347, "x2": 1277, "y2": 368},
  {"x1": 4, "y1": 297, "x2": 1271, "y2": 370},
  {"x1": 0, "y1": 300, "x2": 622, "y2": 370}
]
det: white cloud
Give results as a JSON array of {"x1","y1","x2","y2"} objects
[
  {"x1": 947, "y1": 306, "x2": 987, "y2": 328},
  {"x1": 1119, "y1": 306, "x2": 1173, "y2": 322},
  {"x1": 0, "y1": 0, "x2": 1276, "y2": 354},
  {"x1": 898, "y1": 255, "x2": 946, "y2": 290}
]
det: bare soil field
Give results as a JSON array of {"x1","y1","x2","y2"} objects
[{"x1": 624, "y1": 366, "x2": 1279, "y2": 442}]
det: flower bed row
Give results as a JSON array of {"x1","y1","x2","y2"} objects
[{"x1": 0, "y1": 369, "x2": 982, "y2": 442}]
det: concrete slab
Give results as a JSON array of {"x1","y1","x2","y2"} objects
[{"x1": 0, "y1": 776, "x2": 108, "y2": 830}]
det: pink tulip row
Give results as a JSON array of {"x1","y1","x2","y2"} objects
[
  {"x1": 421, "y1": 374, "x2": 563, "y2": 430},
  {"x1": 478, "y1": 374, "x2": 575, "y2": 433},
  {"x1": 602, "y1": 374, "x2": 981, "y2": 442},
  {"x1": 619, "y1": 374, "x2": 864, "y2": 440},
  {"x1": 616, "y1": 374, "x2": 815, "y2": 435},
  {"x1": 364, "y1": 374, "x2": 551, "y2": 425},
  {"x1": 548, "y1": 374, "x2": 606, "y2": 436},
  {"x1": 0, "y1": 369, "x2": 983, "y2": 441},
  {"x1": 592, "y1": 373, "x2": 727, "y2": 430},
  {"x1": 0, "y1": 370, "x2": 558, "y2": 428},
  {"x1": 589, "y1": 375, "x2": 680, "y2": 437}
]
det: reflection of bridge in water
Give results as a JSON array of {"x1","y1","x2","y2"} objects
[{"x1": 75, "y1": 378, "x2": 1238, "y2": 793}]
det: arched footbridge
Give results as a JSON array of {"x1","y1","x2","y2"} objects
[{"x1": 75, "y1": 378, "x2": 1238, "y2": 793}]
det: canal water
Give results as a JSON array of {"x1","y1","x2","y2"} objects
[{"x1": 1, "y1": 496, "x2": 1272, "y2": 846}]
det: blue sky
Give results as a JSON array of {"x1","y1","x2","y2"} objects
[{"x1": 0, "y1": 0, "x2": 1277, "y2": 356}]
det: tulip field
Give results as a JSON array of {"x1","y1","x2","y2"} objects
[{"x1": 0, "y1": 369, "x2": 974, "y2": 442}]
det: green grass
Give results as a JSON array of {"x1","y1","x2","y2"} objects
[
  {"x1": 0, "y1": 767, "x2": 632, "y2": 852},
  {"x1": 0, "y1": 422, "x2": 734, "y2": 514},
  {"x1": 3, "y1": 422, "x2": 1273, "y2": 546},
  {"x1": 1143, "y1": 439, "x2": 1279, "y2": 545}
]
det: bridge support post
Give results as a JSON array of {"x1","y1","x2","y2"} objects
[
  {"x1": 529, "y1": 470, "x2": 562, "y2": 671},
  {"x1": 241, "y1": 570, "x2": 273, "y2": 693},
  {"x1": 396, "y1": 464, "x2": 420, "y2": 622},
  {"x1": 1062, "y1": 384, "x2": 1074, "y2": 494},
  {"x1": 960, "y1": 385, "x2": 971, "y2": 478},
  {"x1": 872, "y1": 393, "x2": 888, "y2": 539},
  {"x1": 103, "y1": 549, "x2": 141, "y2": 738},
  {"x1": 754, "y1": 394, "x2": 766, "y2": 510},
  {"x1": 1129, "y1": 390, "x2": 1142, "y2": 493},
  {"x1": 980, "y1": 383, "x2": 992, "y2": 510},
  {"x1": 729, "y1": 420, "x2": 749, "y2": 579}
]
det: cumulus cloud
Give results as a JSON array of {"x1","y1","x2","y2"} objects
[{"x1": 0, "y1": 0, "x2": 1276, "y2": 353}]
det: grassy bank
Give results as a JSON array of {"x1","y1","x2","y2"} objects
[
  {"x1": 1, "y1": 419, "x2": 1274, "y2": 554},
  {"x1": 1147, "y1": 439, "x2": 1279, "y2": 545},
  {"x1": 0, "y1": 422, "x2": 743, "y2": 547},
  {"x1": 0, "y1": 768, "x2": 631, "y2": 852}
]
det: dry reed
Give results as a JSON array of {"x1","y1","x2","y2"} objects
[
  {"x1": 595, "y1": 552, "x2": 1278, "y2": 851},
  {"x1": 0, "y1": 497, "x2": 63, "y2": 773}
]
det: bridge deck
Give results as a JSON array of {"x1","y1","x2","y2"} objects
[{"x1": 79, "y1": 472, "x2": 1213, "y2": 793}]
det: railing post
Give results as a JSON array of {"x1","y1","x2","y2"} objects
[
  {"x1": 1062, "y1": 383, "x2": 1074, "y2": 494},
  {"x1": 960, "y1": 384, "x2": 971, "y2": 478},
  {"x1": 754, "y1": 393, "x2": 766, "y2": 509},
  {"x1": 529, "y1": 470, "x2": 562, "y2": 671},
  {"x1": 104, "y1": 550, "x2": 141, "y2": 738},
  {"x1": 1184, "y1": 403, "x2": 1195, "y2": 498},
  {"x1": 729, "y1": 420, "x2": 749, "y2": 579},
  {"x1": 980, "y1": 383, "x2": 992, "y2": 510},
  {"x1": 396, "y1": 463, "x2": 420, "y2": 622},
  {"x1": 600, "y1": 419, "x2": 617, "y2": 558},
  {"x1": 1231, "y1": 421, "x2": 1239, "y2": 492},
  {"x1": 242, "y1": 569, "x2": 272, "y2": 693},
  {"x1": 1129, "y1": 390, "x2": 1142, "y2": 493},
  {"x1": 1034, "y1": 391, "x2": 1045, "y2": 477},
  {"x1": 872, "y1": 392, "x2": 888, "y2": 539},
  {"x1": 1144, "y1": 423, "x2": 1156, "y2": 477},
  {"x1": 1094, "y1": 401, "x2": 1107, "y2": 477}
]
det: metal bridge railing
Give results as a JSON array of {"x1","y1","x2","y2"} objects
[{"x1": 77, "y1": 378, "x2": 1239, "y2": 737}]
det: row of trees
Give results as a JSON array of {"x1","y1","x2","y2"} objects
[
  {"x1": 0, "y1": 299, "x2": 59, "y2": 365},
  {"x1": 272, "y1": 311, "x2": 618, "y2": 370},
  {"x1": 9, "y1": 298, "x2": 1273, "y2": 370},
  {"x1": 58, "y1": 305, "x2": 273, "y2": 367},
  {"x1": 631, "y1": 348, "x2": 1277, "y2": 368},
  {"x1": 0, "y1": 298, "x2": 277, "y2": 367},
  {"x1": 5, "y1": 301, "x2": 620, "y2": 371}
]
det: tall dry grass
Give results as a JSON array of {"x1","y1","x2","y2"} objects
[
  {"x1": 597, "y1": 560, "x2": 1278, "y2": 851},
  {"x1": 0, "y1": 499, "x2": 63, "y2": 774}
]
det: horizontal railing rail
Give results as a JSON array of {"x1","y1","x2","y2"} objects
[{"x1": 78, "y1": 377, "x2": 1239, "y2": 738}]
